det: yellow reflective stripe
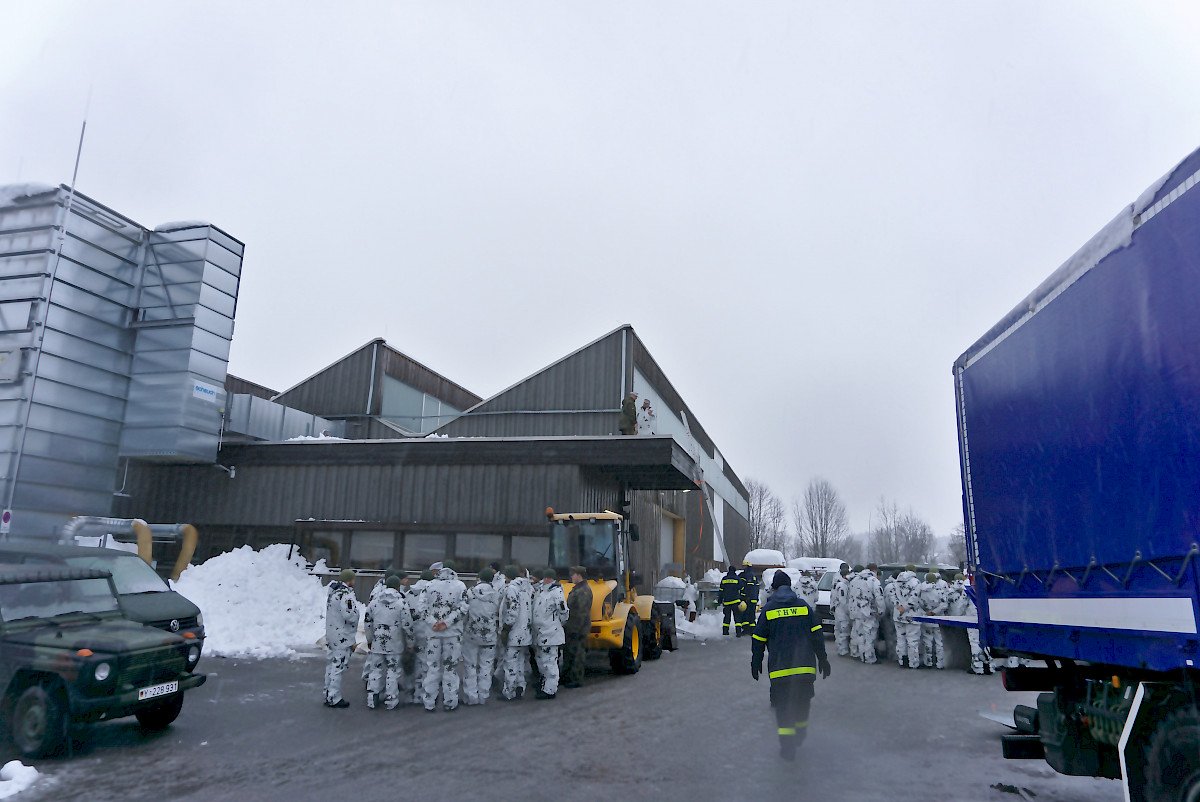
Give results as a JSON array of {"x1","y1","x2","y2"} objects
[
  {"x1": 796, "y1": 720, "x2": 809, "y2": 729},
  {"x1": 723, "y1": 601, "x2": 740, "y2": 605},
  {"x1": 769, "y1": 666, "x2": 816, "y2": 679},
  {"x1": 765, "y1": 606, "x2": 809, "y2": 620},
  {"x1": 752, "y1": 634, "x2": 767, "y2": 642},
  {"x1": 778, "y1": 727, "x2": 796, "y2": 735},
  {"x1": 811, "y1": 624, "x2": 823, "y2": 632}
]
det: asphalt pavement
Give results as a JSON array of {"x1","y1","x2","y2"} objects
[{"x1": 8, "y1": 634, "x2": 1125, "y2": 802}]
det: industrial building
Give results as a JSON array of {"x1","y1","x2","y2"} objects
[{"x1": 0, "y1": 184, "x2": 750, "y2": 586}]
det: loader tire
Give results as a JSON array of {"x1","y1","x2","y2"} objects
[
  {"x1": 610, "y1": 611, "x2": 642, "y2": 675},
  {"x1": 1145, "y1": 705, "x2": 1200, "y2": 802}
]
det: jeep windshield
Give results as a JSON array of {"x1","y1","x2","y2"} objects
[
  {"x1": 62, "y1": 553, "x2": 169, "y2": 594},
  {"x1": 0, "y1": 578, "x2": 121, "y2": 622}
]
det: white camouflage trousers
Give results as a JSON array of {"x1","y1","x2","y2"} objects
[
  {"x1": 366, "y1": 653, "x2": 403, "y2": 709},
  {"x1": 462, "y1": 641, "x2": 497, "y2": 705},
  {"x1": 422, "y1": 637, "x2": 462, "y2": 710},
  {"x1": 501, "y1": 645, "x2": 530, "y2": 699},
  {"x1": 896, "y1": 621, "x2": 921, "y2": 668},
  {"x1": 920, "y1": 623, "x2": 944, "y2": 668},
  {"x1": 411, "y1": 636, "x2": 428, "y2": 704},
  {"x1": 534, "y1": 645, "x2": 561, "y2": 696},
  {"x1": 323, "y1": 643, "x2": 352, "y2": 704},
  {"x1": 968, "y1": 628, "x2": 986, "y2": 674},
  {"x1": 850, "y1": 617, "x2": 877, "y2": 663},
  {"x1": 834, "y1": 611, "x2": 851, "y2": 656}
]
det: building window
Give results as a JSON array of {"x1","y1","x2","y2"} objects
[
  {"x1": 347, "y1": 531, "x2": 395, "y2": 571},
  {"x1": 301, "y1": 530, "x2": 344, "y2": 567},
  {"x1": 403, "y1": 534, "x2": 448, "y2": 571},
  {"x1": 454, "y1": 534, "x2": 503, "y2": 574},
  {"x1": 511, "y1": 535, "x2": 548, "y2": 571},
  {"x1": 380, "y1": 375, "x2": 462, "y2": 434}
]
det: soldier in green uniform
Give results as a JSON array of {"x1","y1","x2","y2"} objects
[
  {"x1": 618, "y1": 391, "x2": 638, "y2": 435},
  {"x1": 562, "y1": 566, "x2": 592, "y2": 688}
]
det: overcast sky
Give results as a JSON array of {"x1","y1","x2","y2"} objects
[{"x1": 4, "y1": 1, "x2": 1200, "y2": 543}]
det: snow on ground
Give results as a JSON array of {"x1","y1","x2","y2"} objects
[
  {"x1": 0, "y1": 762, "x2": 38, "y2": 799},
  {"x1": 172, "y1": 544, "x2": 329, "y2": 659},
  {"x1": 675, "y1": 610, "x2": 727, "y2": 641}
]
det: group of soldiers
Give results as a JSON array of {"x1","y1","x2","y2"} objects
[
  {"x1": 322, "y1": 561, "x2": 595, "y2": 711},
  {"x1": 830, "y1": 563, "x2": 987, "y2": 673}
]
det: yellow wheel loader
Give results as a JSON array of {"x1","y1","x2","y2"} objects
[{"x1": 545, "y1": 508, "x2": 675, "y2": 673}]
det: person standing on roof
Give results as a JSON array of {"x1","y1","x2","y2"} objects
[
  {"x1": 751, "y1": 570, "x2": 832, "y2": 761},
  {"x1": 619, "y1": 391, "x2": 639, "y2": 435},
  {"x1": 637, "y1": 398, "x2": 656, "y2": 435},
  {"x1": 738, "y1": 562, "x2": 761, "y2": 638},
  {"x1": 562, "y1": 566, "x2": 593, "y2": 688},
  {"x1": 830, "y1": 565, "x2": 852, "y2": 657},
  {"x1": 422, "y1": 562, "x2": 468, "y2": 711},
  {"x1": 719, "y1": 565, "x2": 741, "y2": 636},
  {"x1": 323, "y1": 568, "x2": 360, "y2": 708}
]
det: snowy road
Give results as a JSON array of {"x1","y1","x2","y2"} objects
[{"x1": 10, "y1": 631, "x2": 1123, "y2": 802}]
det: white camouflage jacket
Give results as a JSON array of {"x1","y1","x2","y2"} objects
[
  {"x1": 465, "y1": 580, "x2": 501, "y2": 646},
  {"x1": 365, "y1": 587, "x2": 415, "y2": 655},
  {"x1": 325, "y1": 581, "x2": 360, "y2": 646},
  {"x1": 424, "y1": 567, "x2": 468, "y2": 639},
  {"x1": 499, "y1": 576, "x2": 534, "y2": 647},
  {"x1": 531, "y1": 580, "x2": 569, "y2": 647}
]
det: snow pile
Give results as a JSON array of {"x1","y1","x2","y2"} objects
[
  {"x1": 286, "y1": 434, "x2": 347, "y2": 441},
  {"x1": 0, "y1": 761, "x2": 38, "y2": 799},
  {"x1": 173, "y1": 544, "x2": 329, "y2": 659},
  {"x1": 676, "y1": 610, "x2": 726, "y2": 641},
  {"x1": 656, "y1": 576, "x2": 685, "y2": 588},
  {"x1": 742, "y1": 548, "x2": 785, "y2": 566},
  {"x1": 701, "y1": 568, "x2": 725, "y2": 585},
  {"x1": 0, "y1": 183, "x2": 54, "y2": 208}
]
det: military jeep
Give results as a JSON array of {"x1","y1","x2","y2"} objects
[{"x1": 0, "y1": 565, "x2": 206, "y2": 757}]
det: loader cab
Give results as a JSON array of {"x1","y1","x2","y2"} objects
[{"x1": 546, "y1": 511, "x2": 623, "y2": 582}]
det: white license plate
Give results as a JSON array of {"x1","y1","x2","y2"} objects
[{"x1": 138, "y1": 680, "x2": 178, "y2": 701}]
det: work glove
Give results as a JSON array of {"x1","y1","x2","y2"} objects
[
  {"x1": 500, "y1": 625, "x2": 512, "y2": 646},
  {"x1": 738, "y1": 601, "x2": 747, "y2": 613},
  {"x1": 818, "y1": 657, "x2": 831, "y2": 679},
  {"x1": 750, "y1": 664, "x2": 760, "y2": 681}
]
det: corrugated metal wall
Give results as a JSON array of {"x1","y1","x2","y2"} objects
[
  {"x1": 273, "y1": 340, "x2": 376, "y2": 422},
  {"x1": 436, "y1": 327, "x2": 625, "y2": 438}
]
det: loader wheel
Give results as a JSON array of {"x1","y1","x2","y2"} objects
[
  {"x1": 12, "y1": 684, "x2": 66, "y2": 759},
  {"x1": 644, "y1": 611, "x2": 663, "y2": 661},
  {"x1": 610, "y1": 611, "x2": 642, "y2": 674},
  {"x1": 1145, "y1": 705, "x2": 1200, "y2": 802}
]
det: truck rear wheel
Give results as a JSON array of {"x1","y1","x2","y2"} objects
[
  {"x1": 135, "y1": 692, "x2": 184, "y2": 730},
  {"x1": 1145, "y1": 705, "x2": 1200, "y2": 802},
  {"x1": 610, "y1": 612, "x2": 642, "y2": 674},
  {"x1": 12, "y1": 684, "x2": 65, "y2": 758}
]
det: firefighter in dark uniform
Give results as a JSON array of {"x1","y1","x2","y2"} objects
[
  {"x1": 751, "y1": 570, "x2": 832, "y2": 761},
  {"x1": 738, "y1": 562, "x2": 761, "y2": 637},
  {"x1": 719, "y1": 565, "x2": 741, "y2": 635}
]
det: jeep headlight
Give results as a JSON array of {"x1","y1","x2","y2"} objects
[
  {"x1": 187, "y1": 645, "x2": 201, "y2": 665},
  {"x1": 94, "y1": 662, "x2": 111, "y2": 682},
  {"x1": 195, "y1": 612, "x2": 203, "y2": 627}
]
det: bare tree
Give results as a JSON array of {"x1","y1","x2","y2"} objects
[
  {"x1": 747, "y1": 478, "x2": 791, "y2": 556},
  {"x1": 948, "y1": 523, "x2": 968, "y2": 567},
  {"x1": 867, "y1": 498, "x2": 934, "y2": 564},
  {"x1": 794, "y1": 478, "x2": 853, "y2": 558}
]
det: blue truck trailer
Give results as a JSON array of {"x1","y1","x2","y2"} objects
[{"x1": 954, "y1": 146, "x2": 1200, "y2": 802}]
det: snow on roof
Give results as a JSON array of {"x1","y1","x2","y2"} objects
[
  {"x1": 788, "y1": 556, "x2": 847, "y2": 572},
  {"x1": 0, "y1": 183, "x2": 56, "y2": 208},
  {"x1": 173, "y1": 543, "x2": 331, "y2": 659},
  {"x1": 743, "y1": 548, "x2": 785, "y2": 567},
  {"x1": 154, "y1": 220, "x2": 212, "y2": 232}
]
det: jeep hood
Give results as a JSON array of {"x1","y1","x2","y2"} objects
[
  {"x1": 118, "y1": 590, "x2": 201, "y2": 624},
  {"x1": 4, "y1": 617, "x2": 184, "y2": 652}
]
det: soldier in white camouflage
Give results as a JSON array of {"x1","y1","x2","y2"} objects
[
  {"x1": 497, "y1": 564, "x2": 534, "y2": 700},
  {"x1": 462, "y1": 567, "x2": 501, "y2": 705},
  {"x1": 422, "y1": 562, "x2": 468, "y2": 711},
  {"x1": 916, "y1": 571, "x2": 948, "y2": 668},
  {"x1": 848, "y1": 564, "x2": 884, "y2": 663},
  {"x1": 407, "y1": 569, "x2": 435, "y2": 705},
  {"x1": 892, "y1": 564, "x2": 922, "y2": 668},
  {"x1": 797, "y1": 572, "x2": 819, "y2": 608},
  {"x1": 361, "y1": 570, "x2": 396, "y2": 687},
  {"x1": 531, "y1": 568, "x2": 569, "y2": 699},
  {"x1": 947, "y1": 573, "x2": 988, "y2": 674},
  {"x1": 830, "y1": 565, "x2": 852, "y2": 656},
  {"x1": 364, "y1": 575, "x2": 415, "y2": 709},
  {"x1": 323, "y1": 568, "x2": 360, "y2": 708}
]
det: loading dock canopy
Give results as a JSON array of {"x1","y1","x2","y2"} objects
[{"x1": 219, "y1": 434, "x2": 700, "y2": 491}]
